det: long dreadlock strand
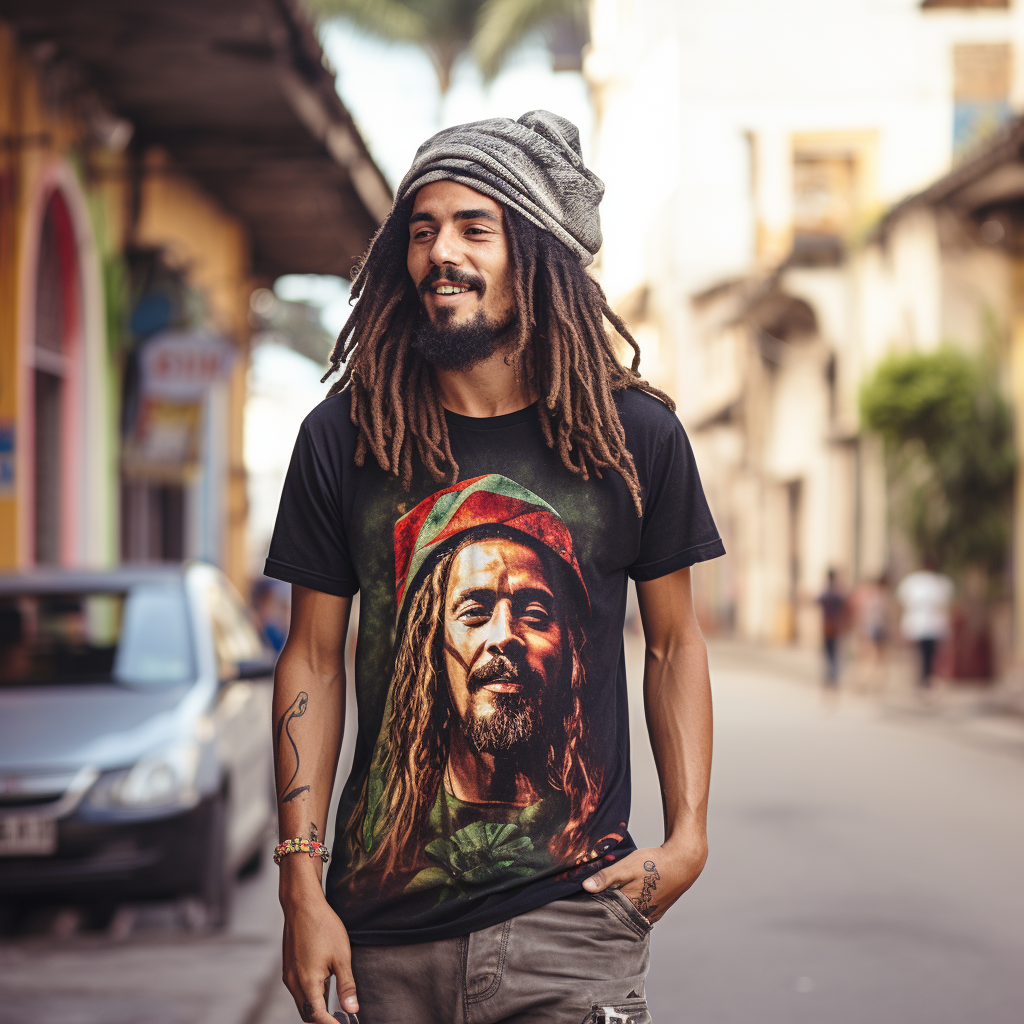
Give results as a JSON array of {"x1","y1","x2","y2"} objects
[{"x1": 322, "y1": 197, "x2": 672, "y2": 515}]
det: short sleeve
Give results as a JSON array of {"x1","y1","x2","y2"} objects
[
  {"x1": 628, "y1": 417, "x2": 725, "y2": 581},
  {"x1": 264, "y1": 415, "x2": 358, "y2": 597}
]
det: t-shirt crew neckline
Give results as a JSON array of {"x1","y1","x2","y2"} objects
[{"x1": 443, "y1": 401, "x2": 539, "y2": 431}]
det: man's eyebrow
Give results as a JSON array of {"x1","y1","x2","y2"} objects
[
  {"x1": 408, "y1": 209, "x2": 499, "y2": 226},
  {"x1": 451, "y1": 584, "x2": 554, "y2": 609},
  {"x1": 454, "y1": 209, "x2": 499, "y2": 223}
]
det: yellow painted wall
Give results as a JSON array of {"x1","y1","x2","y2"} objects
[
  {"x1": 0, "y1": 24, "x2": 96, "y2": 568},
  {"x1": 134, "y1": 148, "x2": 253, "y2": 589},
  {"x1": 0, "y1": 23, "x2": 252, "y2": 586}
]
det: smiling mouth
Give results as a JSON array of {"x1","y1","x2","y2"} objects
[{"x1": 432, "y1": 283, "x2": 473, "y2": 296}]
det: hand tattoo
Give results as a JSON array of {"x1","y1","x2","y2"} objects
[
  {"x1": 300, "y1": 999, "x2": 315, "y2": 1022},
  {"x1": 632, "y1": 859, "x2": 660, "y2": 919},
  {"x1": 276, "y1": 691, "x2": 310, "y2": 804}
]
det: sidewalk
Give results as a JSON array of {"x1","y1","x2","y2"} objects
[
  {"x1": 707, "y1": 638, "x2": 1024, "y2": 757},
  {"x1": 0, "y1": 840, "x2": 283, "y2": 1024}
]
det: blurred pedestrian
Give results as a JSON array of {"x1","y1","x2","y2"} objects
[
  {"x1": 850, "y1": 572, "x2": 891, "y2": 691},
  {"x1": 896, "y1": 561, "x2": 954, "y2": 688},
  {"x1": 817, "y1": 568, "x2": 847, "y2": 687},
  {"x1": 264, "y1": 111, "x2": 723, "y2": 1024}
]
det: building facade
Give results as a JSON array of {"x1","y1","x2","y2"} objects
[
  {"x1": 587, "y1": 0, "x2": 1024, "y2": 657},
  {"x1": 0, "y1": 1, "x2": 388, "y2": 589}
]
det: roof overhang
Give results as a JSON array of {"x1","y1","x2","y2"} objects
[
  {"x1": 0, "y1": 0, "x2": 392, "y2": 279},
  {"x1": 877, "y1": 117, "x2": 1024, "y2": 235}
]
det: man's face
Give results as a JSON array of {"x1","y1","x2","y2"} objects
[
  {"x1": 443, "y1": 537, "x2": 565, "y2": 754},
  {"x1": 407, "y1": 181, "x2": 515, "y2": 370}
]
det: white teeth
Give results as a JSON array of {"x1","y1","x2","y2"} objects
[{"x1": 436, "y1": 284, "x2": 469, "y2": 295}]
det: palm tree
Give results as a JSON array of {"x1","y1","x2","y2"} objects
[{"x1": 306, "y1": 0, "x2": 588, "y2": 97}]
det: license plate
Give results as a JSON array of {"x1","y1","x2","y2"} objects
[{"x1": 0, "y1": 816, "x2": 57, "y2": 855}]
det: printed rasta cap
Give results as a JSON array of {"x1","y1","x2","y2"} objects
[{"x1": 394, "y1": 474, "x2": 588, "y2": 619}]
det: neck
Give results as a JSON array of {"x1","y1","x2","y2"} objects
[
  {"x1": 434, "y1": 345, "x2": 538, "y2": 418},
  {"x1": 445, "y1": 727, "x2": 543, "y2": 806}
]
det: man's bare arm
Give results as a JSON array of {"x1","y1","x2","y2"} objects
[
  {"x1": 584, "y1": 566, "x2": 713, "y2": 922},
  {"x1": 274, "y1": 585, "x2": 358, "y2": 1023}
]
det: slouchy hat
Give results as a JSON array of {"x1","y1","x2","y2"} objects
[
  {"x1": 394, "y1": 474, "x2": 589, "y2": 621},
  {"x1": 395, "y1": 110, "x2": 604, "y2": 266}
]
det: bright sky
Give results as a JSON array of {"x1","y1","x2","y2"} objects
[
  {"x1": 274, "y1": 20, "x2": 593, "y2": 331},
  {"x1": 321, "y1": 20, "x2": 593, "y2": 189}
]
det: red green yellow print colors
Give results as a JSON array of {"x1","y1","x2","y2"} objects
[{"x1": 342, "y1": 475, "x2": 604, "y2": 903}]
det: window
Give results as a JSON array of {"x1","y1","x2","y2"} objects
[
  {"x1": 207, "y1": 577, "x2": 266, "y2": 679},
  {"x1": 0, "y1": 586, "x2": 194, "y2": 688},
  {"x1": 790, "y1": 132, "x2": 876, "y2": 265},
  {"x1": 953, "y1": 43, "x2": 1013, "y2": 159},
  {"x1": 793, "y1": 152, "x2": 857, "y2": 238}
]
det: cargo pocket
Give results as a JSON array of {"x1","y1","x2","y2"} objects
[{"x1": 580, "y1": 999, "x2": 652, "y2": 1024}]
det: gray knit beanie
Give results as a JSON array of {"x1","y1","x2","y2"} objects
[{"x1": 395, "y1": 110, "x2": 604, "y2": 266}]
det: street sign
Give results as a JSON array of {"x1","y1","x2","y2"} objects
[{"x1": 140, "y1": 331, "x2": 235, "y2": 402}]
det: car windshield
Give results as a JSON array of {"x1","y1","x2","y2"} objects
[{"x1": 0, "y1": 585, "x2": 195, "y2": 688}]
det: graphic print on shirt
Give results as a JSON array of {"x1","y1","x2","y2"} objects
[{"x1": 338, "y1": 474, "x2": 611, "y2": 904}]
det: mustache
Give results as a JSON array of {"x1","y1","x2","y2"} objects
[
  {"x1": 468, "y1": 654, "x2": 523, "y2": 692},
  {"x1": 417, "y1": 265, "x2": 486, "y2": 298}
]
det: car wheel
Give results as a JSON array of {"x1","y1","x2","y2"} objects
[{"x1": 198, "y1": 791, "x2": 233, "y2": 929}]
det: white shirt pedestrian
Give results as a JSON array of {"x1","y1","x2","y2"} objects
[{"x1": 896, "y1": 570, "x2": 954, "y2": 642}]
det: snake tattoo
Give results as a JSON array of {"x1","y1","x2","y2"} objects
[{"x1": 276, "y1": 690, "x2": 310, "y2": 803}]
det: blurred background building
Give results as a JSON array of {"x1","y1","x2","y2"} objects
[
  {"x1": 0, "y1": 0, "x2": 389, "y2": 590},
  {"x1": 4, "y1": 0, "x2": 1024, "y2": 684},
  {"x1": 588, "y1": 0, "x2": 1024, "y2": 681}
]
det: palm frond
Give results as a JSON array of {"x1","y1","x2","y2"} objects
[
  {"x1": 472, "y1": 0, "x2": 585, "y2": 82},
  {"x1": 306, "y1": 0, "x2": 428, "y2": 44}
]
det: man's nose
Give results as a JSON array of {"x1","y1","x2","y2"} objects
[
  {"x1": 484, "y1": 600, "x2": 523, "y2": 654},
  {"x1": 429, "y1": 223, "x2": 462, "y2": 266}
]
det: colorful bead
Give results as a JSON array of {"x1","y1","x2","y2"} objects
[{"x1": 273, "y1": 837, "x2": 330, "y2": 864}]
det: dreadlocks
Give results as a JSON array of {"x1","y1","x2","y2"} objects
[{"x1": 322, "y1": 199, "x2": 673, "y2": 515}]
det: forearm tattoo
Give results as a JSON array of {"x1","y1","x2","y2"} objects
[
  {"x1": 275, "y1": 691, "x2": 310, "y2": 804},
  {"x1": 632, "y1": 859, "x2": 661, "y2": 919}
]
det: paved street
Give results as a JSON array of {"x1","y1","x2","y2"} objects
[
  {"x1": 2, "y1": 638, "x2": 1022, "y2": 1024},
  {"x1": 642, "y1": 639, "x2": 1024, "y2": 1024}
]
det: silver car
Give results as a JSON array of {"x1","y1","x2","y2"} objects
[{"x1": 0, "y1": 562, "x2": 276, "y2": 927}]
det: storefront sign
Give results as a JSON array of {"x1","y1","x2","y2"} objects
[{"x1": 140, "y1": 331, "x2": 235, "y2": 402}]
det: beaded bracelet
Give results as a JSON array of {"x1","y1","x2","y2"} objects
[{"x1": 273, "y1": 837, "x2": 330, "y2": 865}]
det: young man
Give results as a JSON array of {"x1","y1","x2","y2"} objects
[{"x1": 266, "y1": 111, "x2": 724, "y2": 1024}]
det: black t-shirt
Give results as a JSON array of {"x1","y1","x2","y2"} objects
[{"x1": 265, "y1": 386, "x2": 724, "y2": 945}]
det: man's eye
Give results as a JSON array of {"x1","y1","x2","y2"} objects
[
  {"x1": 522, "y1": 604, "x2": 551, "y2": 625},
  {"x1": 457, "y1": 603, "x2": 488, "y2": 623}
]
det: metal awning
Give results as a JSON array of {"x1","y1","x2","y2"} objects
[{"x1": 0, "y1": 0, "x2": 392, "y2": 279}]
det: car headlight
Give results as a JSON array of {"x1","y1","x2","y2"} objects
[{"x1": 86, "y1": 742, "x2": 201, "y2": 811}]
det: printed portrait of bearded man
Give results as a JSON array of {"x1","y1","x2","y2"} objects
[{"x1": 338, "y1": 475, "x2": 605, "y2": 903}]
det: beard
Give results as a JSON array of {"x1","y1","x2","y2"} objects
[
  {"x1": 463, "y1": 654, "x2": 546, "y2": 755},
  {"x1": 465, "y1": 694, "x2": 540, "y2": 753},
  {"x1": 412, "y1": 266, "x2": 513, "y2": 371}
]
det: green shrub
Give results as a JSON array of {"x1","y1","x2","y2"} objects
[{"x1": 859, "y1": 347, "x2": 1015, "y2": 578}]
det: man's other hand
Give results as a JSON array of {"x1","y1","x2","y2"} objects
[
  {"x1": 281, "y1": 881, "x2": 358, "y2": 1023},
  {"x1": 582, "y1": 839, "x2": 708, "y2": 924}
]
